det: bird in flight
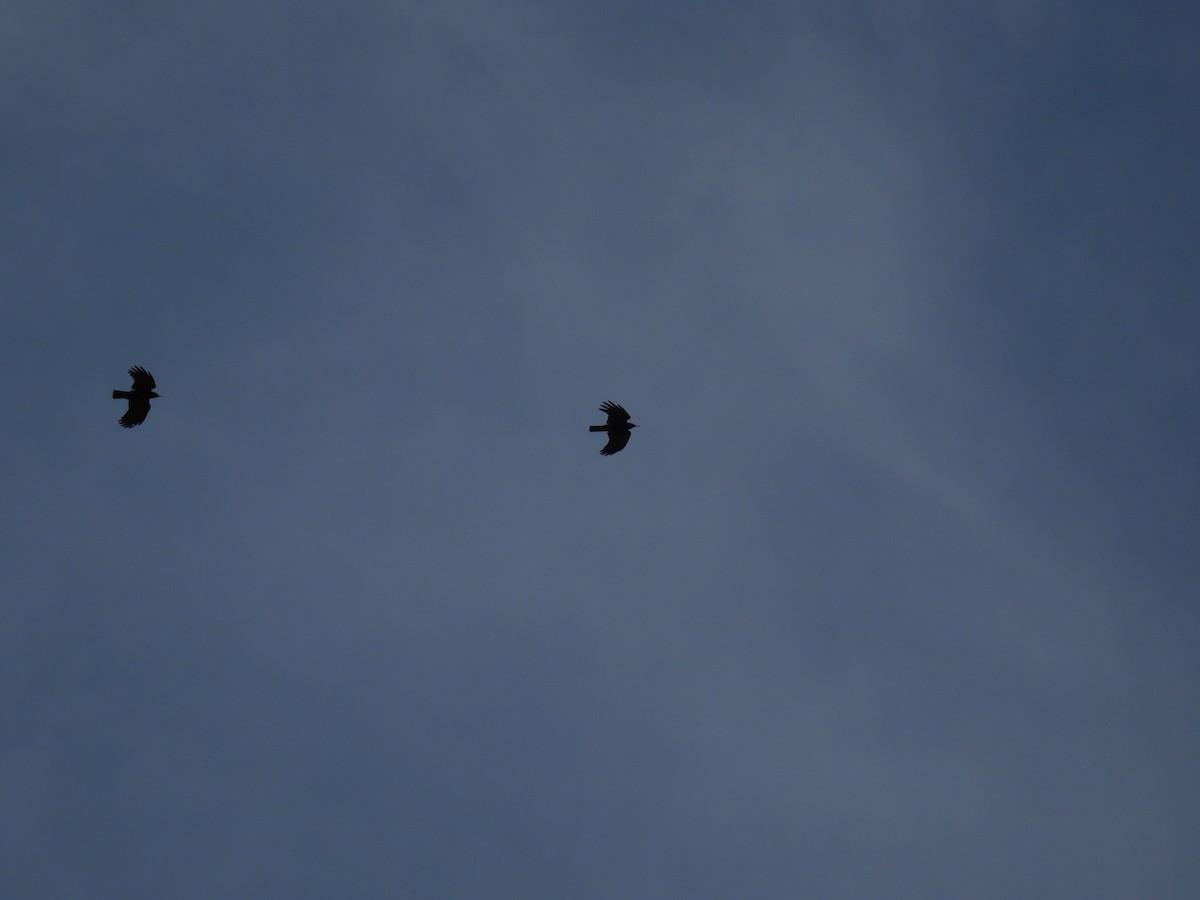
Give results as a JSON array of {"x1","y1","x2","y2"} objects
[
  {"x1": 112, "y1": 365, "x2": 160, "y2": 428},
  {"x1": 589, "y1": 401, "x2": 638, "y2": 455}
]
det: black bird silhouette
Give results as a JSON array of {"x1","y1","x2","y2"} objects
[
  {"x1": 112, "y1": 366, "x2": 160, "y2": 428},
  {"x1": 589, "y1": 401, "x2": 638, "y2": 455}
]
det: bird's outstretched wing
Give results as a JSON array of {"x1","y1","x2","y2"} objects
[
  {"x1": 119, "y1": 399, "x2": 151, "y2": 428},
  {"x1": 600, "y1": 401, "x2": 631, "y2": 426},
  {"x1": 600, "y1": 429, "x2": 632, "y2": 456},
  {"x1": 129, "y1": 366, "x2": 156, "y2": 391}
]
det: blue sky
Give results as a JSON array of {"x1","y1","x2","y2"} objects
[{"x1": 3, "y1": 3, "x2": 1198, "y2": 897}]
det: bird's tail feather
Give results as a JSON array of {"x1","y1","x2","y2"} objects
[{"x1": 588, "y1": 425, "x2": 607, "y2": 432}]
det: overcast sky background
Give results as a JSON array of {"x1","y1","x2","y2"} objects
[{"x1": 2, "y1": 2, "x2": 1198, "y2": 897}]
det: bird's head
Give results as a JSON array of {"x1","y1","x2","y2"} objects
[
  {"x1": 150, "y1": 391, "x2": 161, "y2": 399},
  {"x1": 630, "y1": 422, "x2": 639, "y2": 428}
]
